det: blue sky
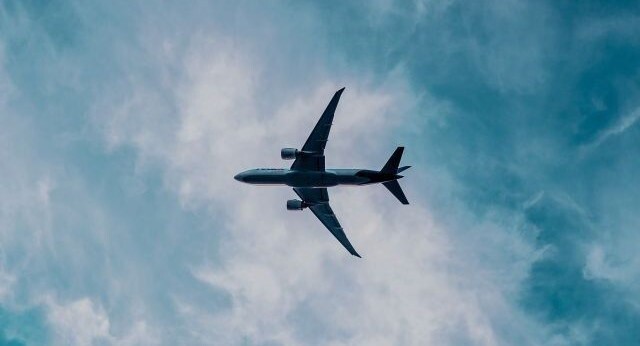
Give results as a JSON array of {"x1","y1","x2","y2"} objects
[{"x1": 1, "y1": 0, "x2": 640, "y2": 345}]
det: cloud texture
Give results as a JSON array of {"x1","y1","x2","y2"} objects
[{"x1": 1, "y1": 1, "x2": 640, "y2": 345}]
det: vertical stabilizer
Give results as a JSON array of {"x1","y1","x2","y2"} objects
[{"x1": 381, "y1": 147, "x2": 404, "y2": 174}]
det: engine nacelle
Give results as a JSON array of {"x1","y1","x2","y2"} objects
[
  {"x1": 286, "y1": 199, "x2": 308, "y2": 210},
  {"x1": 281, "y1": 148, "x2": 299, "y2": 160}
]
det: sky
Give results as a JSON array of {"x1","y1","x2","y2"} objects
[{"x1": 1, "y1": 0, "x2": 640, "y2": 345}]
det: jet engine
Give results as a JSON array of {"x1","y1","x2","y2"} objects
[
  {"x1": 286, "y1": 199, "x2": 308, "y2": 210},
  {"x1": 281, "y1": 148, "x2": 299, "y2": 160}
]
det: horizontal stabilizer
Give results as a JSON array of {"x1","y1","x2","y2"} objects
[
  {"x1": 397, "y1": 166, "x2": 411, "y2": 173},
  {"x1": 383, "y1": 180, "x2": 409, "y2": 205}
]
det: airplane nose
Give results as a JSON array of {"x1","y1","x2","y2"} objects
[{"x1": 234, "y1": 173, "x2": 243, "y2": 182}]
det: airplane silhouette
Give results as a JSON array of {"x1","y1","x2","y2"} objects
[{"x1": 235, "y1": 88, "x2": 410, "y2": 257}]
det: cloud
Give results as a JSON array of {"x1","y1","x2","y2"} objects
[
  {"x1": 584, "y1": 107, "x2": 640, "y2": 150},
  {"x1": 310, "y1": 2, "x2": 640, "y2": 344},
  {"x1": 91, "y1": 21, "x2": 549, "y2": 344},
  {"x1": 46, "y1": 297, "x2": 111, "y2": 345},
  {"x1": 1, "y1": 0, "x2": 567, "y2": 344},
  {"x1": 45, "y1": 296, "x2": 157, "y2": 346},
  {"x1": 3, "y1": 0, "x2": 640, "y2": 345}
]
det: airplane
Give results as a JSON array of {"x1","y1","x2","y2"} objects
[{"x1": 234, "y1": 88, "x2": 410, "y2": 257}]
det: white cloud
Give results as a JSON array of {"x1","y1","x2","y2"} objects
[
  {"x1": 0, "y1": 2, "x2": 563, "y2": 344},
  {"x1": 46, "y1": 297, "x2": 112, "y2": 346},
  {"x1": 584, "y1": 243, "x2": 640, "y2": 288},
  {"x1": 95, "y1": 31, "x2": 546, "y2": 344},
  {"x1": 45, "y1": 296, "x2": 158, "y2": 346}
]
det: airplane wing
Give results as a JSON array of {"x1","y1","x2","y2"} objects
[
  {"x1": 291, "y1": 88, "x2": 345, "y2": 171},
  {"x1": 294, "y1": 187, "x2": 361, "y2": 257}
]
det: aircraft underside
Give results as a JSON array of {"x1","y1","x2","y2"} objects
[
  {"x1": 234, "y1": 169, "x2": 400, "y2": 188},
  {"x1": 234, "y1": 88, "x2": 410, "y2": 257}
]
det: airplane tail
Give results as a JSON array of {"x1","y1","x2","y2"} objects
[
  {"x1": 380, "y1": 147, "x2": 405, "y2": 174},
  {"x1": 380, "y1": 147, "x2": 410, "y2": 205},
  {"x1": 383, "y1": 180, "x2": 409, "y2": 204}
]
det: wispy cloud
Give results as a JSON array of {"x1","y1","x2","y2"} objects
[
  {"x1": 2, "y1": 0, "x2": 640, "y2": 345},
  {"x1": 98, "y1": 26, "x2": 545, "y2": 346},
  {"x1": 584, "y1": 107, "x2": 640, "y2": 150},
  {"x1": 45, "y1": 296, "x2": 157, "y2": 346}
]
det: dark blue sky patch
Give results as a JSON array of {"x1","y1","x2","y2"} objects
[
  {"x1": 521, "y1": 195, "x2": 640, "y2": 344},
  {"x1": 0, "y1": 306, "x2": 48, "y2": 345}
]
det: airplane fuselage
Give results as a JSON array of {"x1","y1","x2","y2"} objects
[{"x1": 234, "y1": 168, "x2": 402, "y2": 188}]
